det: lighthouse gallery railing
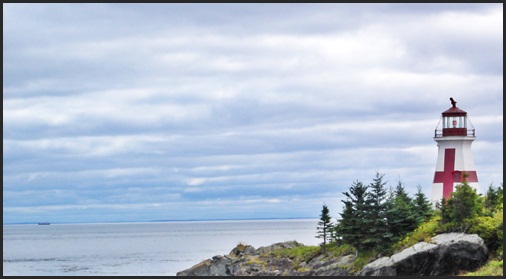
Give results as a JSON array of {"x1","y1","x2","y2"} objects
[{"x1": 434, "y1": 128, "x2": 475, "y2": 138}]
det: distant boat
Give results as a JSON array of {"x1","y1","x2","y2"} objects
[{"x1": 38, "y1": 222, "x2": 50, "y2": 225}]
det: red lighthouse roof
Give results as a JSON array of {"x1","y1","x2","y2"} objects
[{"x1": 442, "y1": 106, "x2": 467, "y2": 116}]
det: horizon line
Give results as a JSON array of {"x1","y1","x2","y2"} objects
[{"x1": 3, "y1": 216, "x2": 319, "y2": 225}]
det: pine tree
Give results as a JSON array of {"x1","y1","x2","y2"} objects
[
  {"x1": 394, "y1": 181, "x2": 411, "y2": 204},
  {"x1": 412, "y1": 184, "x2": 434, "y2": 224},
  {"x1": 364, "y1": 172, "x2": 389, "y2": 250},
  {"x1": 334, "y1": 200, "x2": 354, "y2": 245},
  {"x1": 335, "y1": 180, "x2": 369, "y2": 250},
  {"x1": 386, "y1": 181, "x2": 417, "y2": 245},
  {"x1": 316, "y1": 204, "x2": 332, "y2": 252}
]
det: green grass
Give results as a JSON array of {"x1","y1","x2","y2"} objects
[
  {"x1": 348, "y1": 250, "x2": 378, "y2": 273},
  {"x1": 461, "y1": 259, "x2": 503, "y2": 276},
  {"x1": 324, "y1": 243, "x2": 356, "y2": 259},
  {"x1": 271, "y1": 245, "x2": 321, "y2": 266}
]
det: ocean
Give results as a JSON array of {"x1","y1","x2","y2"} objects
[{"x1": 3, "y1": 219, "x2": 321, "y2": 276}]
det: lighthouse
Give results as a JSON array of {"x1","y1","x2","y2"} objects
[{"x1": 430, "y1": 97, "x2": 480, "y2": 205}]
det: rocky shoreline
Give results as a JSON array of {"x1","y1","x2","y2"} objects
[{"x1": 176, "y1": 233, "x2": 488, "y2": 276}]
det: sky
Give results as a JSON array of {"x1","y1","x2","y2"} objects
[{"x1": 3, "y1": 3, "x2": 503, "y2": 224}]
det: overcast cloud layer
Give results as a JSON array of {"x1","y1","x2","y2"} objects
[{"x1": 3, "y1": 3, "x2": 503, "y2": 224}]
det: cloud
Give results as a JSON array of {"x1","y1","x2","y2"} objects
[{"x1": 3, "y1": 3, "x2": 502, "y2": 223}]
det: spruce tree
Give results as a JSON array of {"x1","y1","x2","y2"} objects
[
  {"x1": 364, "y1": 172, "x2": 389, "y2": 250},
  {"x1": 334, "y1": 200, "x2": 354, "y2": 245},
  {"x1": 386, "y1": 181, "x2": 417, "y2": 245},
  {"x1": 412, "y1": 184, "x2": 434, "y2": 224},
  {"x1": 316, "y1": 204, "x2": 332, "y2": 252},
  {"x1": 394, "y1": 181, "x2": 411, "y2": 204},
  {"x1": 335, "y1": 180, "x2": 369, "y2": 250}
]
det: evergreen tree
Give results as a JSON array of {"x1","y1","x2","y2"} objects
[
  {"x1": 440, "y1": 178, "x2": 483, "y2": 231},
  {"x1": 316, "y1": 204, "x2": 332, "y2": 252},
  {"x1": 412, "y1": 185, "x2": 434, "y2": 224},
  {"x1": 386, "y1": 181, "x2": 417, "y2": 245},
  {"x1": 484, "y1": 183, "x2": 503, "y2": 215},
  {"x1": 436, "y1": 196, "x2": 447, "y2": 212},
  {"x1": 335, "y1": 180, "x2": 369, "y2": 250},
  {"x1": 394, "y1": 181, "x2": 411, "y2": 204},
  {"x1": 333, "y1": 200, "x2": 353, "y2": 245},
  {"x1": 364, "y1": 172, "x2": 390, "y2": 250}
]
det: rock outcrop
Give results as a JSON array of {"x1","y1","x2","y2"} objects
[
  {"x1": 177, "y1": 240, "x2": 354, "y2": 276},
  {"x1": 360, "y1": 233, "x2": 488, "y2": 276},
  {"x1": 177, "y1": 233, "x2": 489, "y2": 276}
]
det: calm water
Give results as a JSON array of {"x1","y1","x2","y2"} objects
[{"x1": 3, "y1": 219, "x2": 320, "y2": 276}]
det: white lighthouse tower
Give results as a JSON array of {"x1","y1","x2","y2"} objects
[{"x1": 430, "y1": 97, "x2": 480, "y2": 205}]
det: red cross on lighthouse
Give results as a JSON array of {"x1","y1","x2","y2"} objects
[
  {"x1": 433, "y1": 148, "x2": 479, "y2": 199},
  {"x1": 433, "y1": 149, "x2": 457, "y2": 199}
]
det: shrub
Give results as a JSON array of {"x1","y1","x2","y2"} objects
[
  {"x1": 392, "y1": 214, "x2": 442, "y2": 253},
  {"x1": 466, "y1": 209, "x2": 503, "y2": 255}
]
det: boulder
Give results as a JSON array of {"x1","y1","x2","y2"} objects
[
  {"x1": 360, "y1": 233, "x2": 488, "y2": 276},
  {"x1": 431, "y1": 233, "x2": 489, "y2": 275}
]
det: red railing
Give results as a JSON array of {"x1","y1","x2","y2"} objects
[{"x1": 434, "y1": 128, "x2": 475, "y2": 138}]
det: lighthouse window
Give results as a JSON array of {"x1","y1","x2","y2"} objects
[
  {"x1": 445, "y1": 117, "x2": 457, "y2": 128},
  {"x1": 454, "y1": 172, "x2": 460, "y2": 182},
  {"x1": 444, "y1": 116, "x2": 466, "y2": 129}
]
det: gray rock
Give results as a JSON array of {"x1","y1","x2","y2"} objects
[
  {"x1": 430, "y1": 233, "x2": 488, "y2": 276},
  {"x1": 176, "y1": 255, "x2": 233, "y2": 276},
  {"x1": 255, "y1": 240, "x2": 301, "y2": 255},
  {"x1": 360, "y1": 233, "x2": 488, "y2": 276},
  {"x1": 209, "y1": 255, "x2": 232, "y2": 276},
  {"x1": 229, "y1": 243, "x2": 256, "y2": 258},
  {"x1": 177, "y1": 234, "x2": 489, "y2": 276},
  {"x1": 176, "y1": 259, "x2": 212, "y2": 276},
  {"x1": 298, "y1": 251, "x2": 356, "y2": 276}
]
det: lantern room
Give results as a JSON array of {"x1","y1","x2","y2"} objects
[{"x1": 434, "y1": 98, "x2": 475, "y2": 138}]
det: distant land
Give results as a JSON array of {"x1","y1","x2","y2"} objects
[{"x1": 3, "y1": 216, "x2": 318, "y2": 226}]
